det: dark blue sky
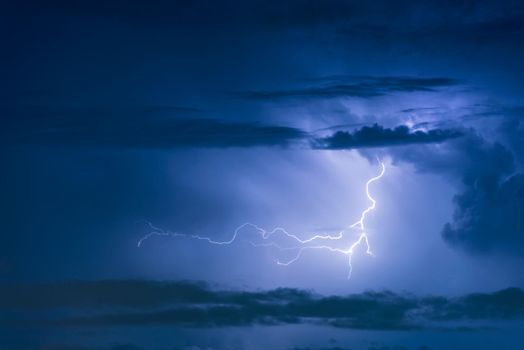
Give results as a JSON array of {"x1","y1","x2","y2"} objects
[{"x1": 1, "y1": 1, "x2": 524, "y2": 349}]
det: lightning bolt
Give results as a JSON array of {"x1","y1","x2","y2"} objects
[{"x1": 138, "y1": 159, "x2": 386, "y2": 279}]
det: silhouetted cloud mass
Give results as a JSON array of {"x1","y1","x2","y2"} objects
[
  {"x1": 3, "y1": 106, "x2": 466, "y2": 151},
  {"x1": 1, "y1": 280, "x2": 523, "y2": 330},
  {"x1": 315, "y1": 124, "x2": 464, "y2": 149},
  {"x1": 389, "y1": 128, "x2": 524, "y2": 255}
]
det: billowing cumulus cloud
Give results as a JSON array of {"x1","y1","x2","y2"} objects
[{"x1": 389, "y1": 126, "x2": 524, "y2": 255}]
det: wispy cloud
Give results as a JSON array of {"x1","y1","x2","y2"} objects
[
  {"x1": 239, "y1": 76, "x2": 460, "y2": 101},
  {"x1": 0, "y1": 106, "x2": 305, "y2": 149}
]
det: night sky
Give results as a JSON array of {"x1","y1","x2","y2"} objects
[{"x1": 2, "y1": 1, "x2": 524, "y2": 349}]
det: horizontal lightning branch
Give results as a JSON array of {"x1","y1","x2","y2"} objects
[{"x1": 138, "y1": 160, "x2": 386, "y2": 279}]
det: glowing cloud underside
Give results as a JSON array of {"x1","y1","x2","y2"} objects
[{"x1": 138, "y1": 160, "x2": 386, "y2": 279}]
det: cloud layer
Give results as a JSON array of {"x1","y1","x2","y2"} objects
[
  {"x1": 2, "y1": 280, "x2": 523, "y2": 330},
  {"x1": 315, "y1": 124, "x2": 463, "y2": 149},
  {"x1": 0, "y1": 107, "x2": 305, "y2": 149},
  {"x1": 240, "y1": 76, "x2": 460, "y2": 100}
]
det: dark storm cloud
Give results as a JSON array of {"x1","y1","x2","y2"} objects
[
  {"x1": 389, "y1": 126, "x2": 524, "y2": 255},
  {"x1": 0, "y1": 107, "x2": 305, "y2": 149},
  {"x1": 240, "y1": 77, "x2": 460, "y2": 101},
  {"x1": 425, "y1": 287, "x2": 524, "y2": 321},
  {"x1": 2, "y1": 105, "x2": 466, "y2": 151},
  {"x1": 0, "y1": 280, "x2": 220, "y2": 309},
  {"x1": 2, "y1": 280, "x2": 523, "y2": 330},
  {"x1": 315, "y1": 124, "x2": 464, "y2": 150},
  {"x1": 442, "y1": 172, "x2": 524, "y2": 255},
  {"x1": 10, "y1": 0, "x2": 524, "y2": 41}
]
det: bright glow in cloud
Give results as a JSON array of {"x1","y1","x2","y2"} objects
[{"x1": 138, "y1": 160, "x2": 386, "y2": 279}]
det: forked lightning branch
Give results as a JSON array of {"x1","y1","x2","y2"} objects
[{"x1": 138, "y1": 160, "x2": 386, "y2": 279}]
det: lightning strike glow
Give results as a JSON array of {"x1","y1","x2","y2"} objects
[{"x1": 138, "y1": 160, "x2": 386, "y2": 279}]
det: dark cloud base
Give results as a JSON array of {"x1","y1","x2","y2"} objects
[
  {"x1": 1, "y1": 280, "x2": 523, "y2": 330},
  {"x1": 315, "y1": 124, "x2": 463, "y2": 150}
]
